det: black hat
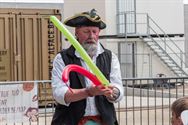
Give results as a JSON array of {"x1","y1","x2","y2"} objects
[{"x1": 64, "y1": 9, "x2": 106, "y2": 29}]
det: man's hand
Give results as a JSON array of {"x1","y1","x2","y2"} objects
[
  {"x1": 64, "y1": 84, "x2": 121, "y2": 103},
  {"x1": 85, "y1": 85, "x2": 113, "y2": 97},
  {"x1": 86, "y1": 85, "x2": 120, "y2": 101},
  {"x1": 105, "y1": 85, "x2": 120, "y2": 101}
]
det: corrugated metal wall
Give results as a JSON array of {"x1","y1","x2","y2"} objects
[
  {"x1": 0, "y1": 14, "x2": 16, "y2": 80},
  {"x1": 0, "y1": 9, "x2": 61, "y2": 81}
]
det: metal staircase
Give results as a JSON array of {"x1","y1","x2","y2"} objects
[
  {"x1": 143, "y1": 35, "x2": 187, "y2": 76},
  {"x1": 143, "y1": 15, "x2": 187, "y2": 77},
  {"x1": 117, "y1": 12, "x2": 188, "y2": 77}
]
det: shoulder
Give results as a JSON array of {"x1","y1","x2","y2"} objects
[
  {"x1": 111, "y1": 52, "x2": 118, "y2": 59},
  {"x1": 101, "y1": 46, "x2": 112, "y2": 57},
  {"x1": 53, "y1": 53, "x2": 63, "y2": 63},
  {"x1": 59, "y1": 46, "x2": 75, "y2": 56},
  {"x1": 103, "y1": 48, "x2": 118, "y2": 60}
]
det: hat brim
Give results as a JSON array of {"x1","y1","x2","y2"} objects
[{"x1": 64, "y1": 14, "x2": 106, "y2": 29}]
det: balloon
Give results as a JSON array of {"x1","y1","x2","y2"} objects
[
  {"x1": 50, "y1": 16, "x2": 109, "y2": 86},
  {"x1": 62, "y1": 64, "x2": 102, "y2": 86}
]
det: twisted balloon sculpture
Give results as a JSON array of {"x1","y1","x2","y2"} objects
[
  {"x1": 62, "y1": 64, "x2": 101, "y2": 86},
  {"x1": 62, "y1": 64, "x2": 103, "y2": 93}
]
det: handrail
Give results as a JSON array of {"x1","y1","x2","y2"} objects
[
  {"x1": 149, "y1": 26, "x2": 186, "y2": 67},
  {"x1": 147, "y1": 16, "x2": 187, "y2": 70},
  {"x1": 148, "y1": 16, "x2": 184, "y2": 53},
  {"x1": 117, "y1": 12, "x2": 187, "y2": 76},
  {"x1": 119, "y1": 12, "x2": 184, "y2": 54},
  {"x1": 148, "y1": 35, "x2": 186, "y2": 75},
  {"x1": 122, "y1": 76, "x2": 188, "y2": 80}
]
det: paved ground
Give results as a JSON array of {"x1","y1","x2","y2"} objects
[{"x1": 117, "y1": 108, "x2": 171, "y2": 125}]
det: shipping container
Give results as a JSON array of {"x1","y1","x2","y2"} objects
[{"x1": 0, "y1": 8, "x2": 62, "y2": 105}]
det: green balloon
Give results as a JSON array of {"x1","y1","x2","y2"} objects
[{"x1": 50, "y1": 16, "x2": 109, "y2": 86}]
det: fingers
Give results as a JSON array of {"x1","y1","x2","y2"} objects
[
  {"x1": 107, "y1": 85, "x2": 115, "y2": 89},
  {"x1": 86, "y1": 84, "x2": 120, "y2": 99},
  {"x1": 96, "y1": 85, "x2": 115, "y2": 96},
  {"x1": 86, "y1": 85, "x2": 112, "y2": 96},
  {"x1": 107, "y1": 87, "x2": 120, "y2": 101},
  {"x1": 103, "y1": 90, "x2": 113, "y2": 97}
]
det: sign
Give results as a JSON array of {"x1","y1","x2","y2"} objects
[
  {"x1": 0, "y1": 49, "x2": 10, "y2": 81},
  {"x1": 0, "y1": 83, "x2": 38, "y2": 123},
  {"x1": 48, "y1": 20, "x2": 56, "y2": 79}
]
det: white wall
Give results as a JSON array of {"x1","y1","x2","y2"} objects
[
  {"x1": 63, "y1": 0, "x2": 106, "y2": 48},
  {"x1": 105, "y1": 0, "x2": 117, "y2": 35},
  {"x1": 137, "y1": 0, "x2": 184, "y2": 34},
  {"x1": 136, "y1": 40, "x2": 180, "y2": 77},
  {"x1": 105, "y1": 0, "x2": 185, "y2": 35},
  {"x1": 185, "y1": 4, "x2": 188, "y2": 67},
  {"x1": 63, "y1": 0, "x2": 105, "y2": 33},
  {"x1": 184, "y1": 0, "x2": 188, "y2": 4},
  {"x1": 63, "y1": 0, "x2": 117, "y2": 37}
]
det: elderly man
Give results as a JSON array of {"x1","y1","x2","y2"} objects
[{"x1": 51, "y1": 9, "x2": 124, "y2": 125}]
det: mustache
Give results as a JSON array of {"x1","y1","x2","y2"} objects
[
  {"x1": 85, "y1": 38, "x2": 96, "y2": 43},
  {"x1": 81, "y1": 42, "x2": 98, "y2": 57}
]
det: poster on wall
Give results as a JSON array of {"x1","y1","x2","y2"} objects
[{"x1": 0, "y1": 82, "x2": 38, "y2": 123}]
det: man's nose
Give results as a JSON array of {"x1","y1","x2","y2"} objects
[{"x1": 88, "y1": 31, "x2": 95, "y2": 37}]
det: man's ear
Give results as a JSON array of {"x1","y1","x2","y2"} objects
[
  {"x1": 75, "y1": 32, "x2": 78, "y2": 38},
  {"x1": 75, "y1": 29, "x2": 79, "y2": 39}
]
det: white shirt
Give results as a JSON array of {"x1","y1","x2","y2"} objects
[{"x1": 52, "y1": 42, "x2": 124, "y2": 116}]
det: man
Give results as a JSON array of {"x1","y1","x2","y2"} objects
[{"x1": 51, "y1": 9, "x2": 124, "y2": 125}]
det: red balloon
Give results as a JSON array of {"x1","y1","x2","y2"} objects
[{"x1": 62, "y1": 64, "x2": 102, "y2": 86}]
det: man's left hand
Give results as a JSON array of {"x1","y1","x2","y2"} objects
[{"x1": 105, "y1": 85, "x2": 120, "y2": 101}]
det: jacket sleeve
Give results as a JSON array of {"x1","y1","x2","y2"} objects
[
  {"x1": 51, "y1": 53, "x2": 70, "y2": 106},
  {"x1": 109, "y1": 52, "x2": 124, "y2": 103}
]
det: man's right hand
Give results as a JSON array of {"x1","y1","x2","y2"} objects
[
  {"x1": 64, "y1": 85, "x2": 113, "y2": 104},
  {"x1": 85, "y1": 85, "x2": 113, "y2": 97}
]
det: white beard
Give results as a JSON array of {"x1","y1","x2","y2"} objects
[{"x1": 81, "y1": 42, "x2": 98, "y2": 58}]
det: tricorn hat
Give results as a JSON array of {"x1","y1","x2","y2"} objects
[{"x1": 64, "y1": 9, "x2": 106, "y2": 29}]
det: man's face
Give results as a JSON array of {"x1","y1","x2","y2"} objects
[
  {"x1": 75, "y1": 26, "x2": 100, "y2": 57},
  {"x1": 75, "y1": 26, "x2": 100, "y2": 44}
]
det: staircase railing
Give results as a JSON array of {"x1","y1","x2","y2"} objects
[
  {"x1": 147, "y1": 14, "x2": 186, "y2": 67},
  {"x1": 148, "y1": 23, "x2": 185, "y2": 65},
  {"x1": 117, "y1": 12, "x2": 187, "y2": 76}
]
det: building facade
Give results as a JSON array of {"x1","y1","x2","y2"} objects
[
  {"x1": 0, "y1": 0, "x2": 187, "y2": 78},
  {"x1": 63, "y1": 0, "x2": 187, "y2": 78}
]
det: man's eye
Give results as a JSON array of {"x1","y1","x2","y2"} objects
[{"x1": 83, "y1": 31, "x2": 89, "y2": 33}]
